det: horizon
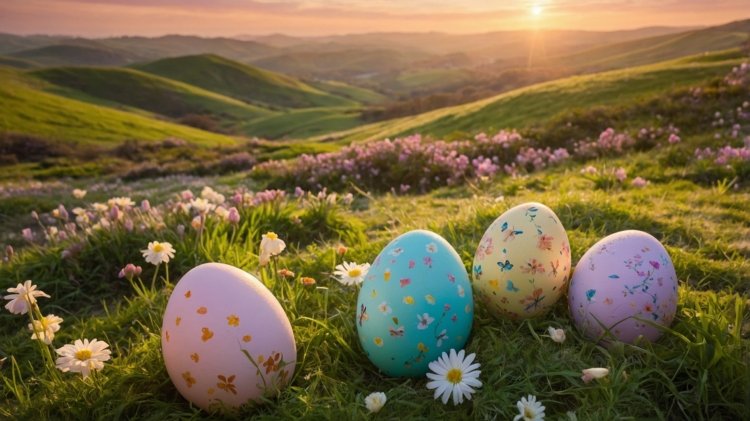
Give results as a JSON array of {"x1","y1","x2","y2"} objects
[{"x1": 1, "y1": 0, "x2": 748, "y2": 38}]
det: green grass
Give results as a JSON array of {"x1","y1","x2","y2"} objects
[
  {"x1": 134, "y1": 54, "x2": 358, "y2": 109},
  {"x1": 392, "y1": 68, "x2": 474, "y2": 92},
  {"x1": 240, "y1": 107, "x2": 364, "y2": 140},
  {"x1": 323, "y1": 52, "x2": 745, "y2": 143},
  {"x1": 0, "y1": 139, "x2": 748, "y2": 418},
  {"x1": 555, "y1": 23, "x2": 750, "y2": 71},
  {"x1": 9, "y1": 44, "x2": 140, "y2": 67},
  {"x1": 0, "y1": 68, "x2": 237, "y2": 146},
  {"x1": 0, "y1": 55, "x2": 38, "y2": 69},
  {"x1": 309, "y1": 80, "x2": 388, "y2": 105},
  {"x1": 30, "y1": 67, "x2": 271, "y2": 122}
]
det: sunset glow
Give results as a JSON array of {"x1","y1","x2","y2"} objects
[{"x1": 0, "y1": 0, "x2": 748, "y2": 37}]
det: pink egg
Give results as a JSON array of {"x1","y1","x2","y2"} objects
[
  {"x1": 161, "y1": 263, "x2": 296, "y2": 411},
  {"x1": 568, "y1": 230, "x2": 678, "y2": 344}
]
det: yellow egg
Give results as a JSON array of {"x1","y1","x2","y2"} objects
[{"x1": 472, "y1": 202, "x2": 571, "y2": 319}]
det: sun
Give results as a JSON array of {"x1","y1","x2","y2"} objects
[{"x1": 531, "y1": 5, "x2": 543, "y2": 16}]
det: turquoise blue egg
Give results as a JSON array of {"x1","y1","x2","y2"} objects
[{"x1": 356, "y1": 230, "x2": 474, "y2": 377}]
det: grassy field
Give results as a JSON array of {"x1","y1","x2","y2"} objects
[
  {"x1": 0, "y1": 48, "x2": 748, "y2": 420},
  {"x1": 321, "y1": 51, "x2": 746, "y2": 143},
  {"x1": 239, "y1": 107, "x2": 364, "y2": 140},
  {"x1": 30, "y1": 67, "x2": 271, "y2": 122},
  {"x1": 134, "y1": 54, "x2": 357, "y2": 109},
  {"x1": 0, "y1": 68, "x2": 236, "y2": 146},
  {"x1": 554, "y1": 20, "x2": 750, "y2": 71}
]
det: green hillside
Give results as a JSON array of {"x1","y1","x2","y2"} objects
[
  {"x1": 0, "y1": 55, "x2": 37, "y2": 69},
  {"x1": 324, "y1": 51, "x2": 745, "y2": 143},
  {"x1": 310, "y1": 80, "x2": 388, "y2": 105},
  {"x1": 30, "y1": 67, "x2": 271, "y2": 122},
  {"x1": 557, "y1": 20, "x2": 750, "y2": 71},
  {"x1": 10, "y1": 44, "x2": 140, "y2": 67},
  {"x1": 134, "y1": 54, "x2": 357, "y2": 109},
  {"x1": 239, "y1": 107, "x2": 363, "y2": 139},
  {"x1": 0, "y1": 68, "x2": 235, "y2": 146}
]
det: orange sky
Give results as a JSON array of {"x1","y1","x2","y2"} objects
[{"x1": 1, "y1": 0, "x2": 748, "y2": 37}]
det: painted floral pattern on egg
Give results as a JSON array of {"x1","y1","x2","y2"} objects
[
  {"x1": 472, "y1": 202, "x2": 571, "y2": 319},
  {"x1": 356, "y1": 230, "x2": 474, "y2": 377},
  {"x1": 568, "y1": 230, "x2": 678, "y2": 345},
  {"x1": 161, "y1": 263, "x2": 296, "y2": 411}
]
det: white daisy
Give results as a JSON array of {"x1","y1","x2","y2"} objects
[
  {"x1": 513, "y1": 394, "x2": 546, "y2": 421},
  {"x1": 259, "y1": 232, "x2": 286, "y2": 266},
  {"x1": 4, "y1": 280, "x2": 50, "y2": 315},
  {"x1": 55, "y1": 338, "x2": 111, "y2": 378},
  {"x1": 141, "y1": 241, "x2": 175, "y2": 266},
  {"x1": 364, "y1": 391, "x2": 387, "y2": 413},
  {"x1": 29, "y1": 314, "x2": 64, "y2": 344},
  {"x1": 547, "y1": 326, "x2": 566, "y2": 343},
  {"x1": 417, "y1": 313, "x2": 435, "y2": 330},
  {"x1": 426, "y1": 349, "x2": 482, "y2": 405},
  {"x1": 333, "y1": 261, "x2": 370, "y2": 286},
  {"x1": 581, "y1": 367, "x2": 609, "y2": 383}
]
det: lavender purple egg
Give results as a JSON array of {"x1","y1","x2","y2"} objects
[{"x1": 568, "y1": 230, "x2": 678, "y2": 345}]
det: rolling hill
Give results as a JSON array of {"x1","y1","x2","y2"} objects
[
  {"x1": 133, "y1": 54, "x2": 357, "y2": 109},
  {"x1": 322, "y1": 50, "x2": 746, "y2": 143},
  {"x1": 0, "y1": 68, "x2": 235, "y2": 146},
  {"x1": 554, "y1": 18, "x2": 750, "y2": 71},
  {"x1": 0, "y1": 55, "x2": 37, "y2": 69},
  {"x1": 9, "y1": 44, "x2": 141, "y2": 67},
  {"x1": 29, "y1": 67, "x2": 271, "y2": 122}
]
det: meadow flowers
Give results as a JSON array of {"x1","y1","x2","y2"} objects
[
  {"x1": 260, "y1": 232, "x2": 286, "y2": 266},
  {"x1": 631, "y1": 177, "x2": 648, "y2": 188},
  {"x1": 333, "y1": 262, "x2": 370, "y2": 286},
  {"x1": 547, "y1": 326, "x2": 566, "y2": 343},
  {"x1": 513, "y1": 395, "x2": 545, "y2": 421},
  {"x1": 364, "y1": 391, "x2": 387, "y2": 413},
  {"x1": 72, "y1": 188, "x2": 87, "y2": 199},
  {"x1": 118, "y1": 263, "x2": 142, "y2": 280},
  {"x1": 581, "y1": 367, "x2": 609, "y2": 383},
  {"x1": 4, "y1": 280, "x2": 50, "y2": 315},
  {"x1": 425, "y1": 349, "x2": 482, "y2": 405},
  {"x1": 55, "y1": 338, "x2": 111, "y2": 378},
  {"x1": 142, "y1": 241, "x2": 175, "y2": 265},
  {"x1": 29, "y1": 314, "x2": 64, "y2": 344}
]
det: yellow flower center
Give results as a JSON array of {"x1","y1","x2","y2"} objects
[
  {"x1": 524, "y1": 407, "x2": 535, "y2": 418},
  {"x1": 446, "y1": 368, "x2": 463, "y2": 384},
  {"x1": 75, "y1": 349, "x2": 92, "y2": 361},
  {"x1": 348, "y1": 268, "x2": 362, "y2": 277},
  {"x1": 265, "y1": 232, "x2": 278, "y2": 240},
  {"x1": 153, "y1": 243, "x2": 164, "y2": 253}
]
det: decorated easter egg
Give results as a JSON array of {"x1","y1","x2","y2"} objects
[
  {"x1": 356, "y1": 230, "x2": 474, "y2": 377},
  {"x1": 161, "y1": 263, "x2": 296, "y2": 411},
  {"x1": 473, "y1": 202, "x2": 571, "y2": 319},
  {"x1": 568, "y1": 230, "x2": 678, "y2": 344}
]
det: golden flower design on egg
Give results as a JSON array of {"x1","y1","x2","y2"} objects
[
  {"x1": 201, "y1": 327, "x2": 214, "y2": 342},
  {"x1": 227, "y1": 314, "x2": 239, "y2": 327},
  {"x1": 197, "y1": 306, "x2": 207, "y2": 315},
  {"x1": 190, "y1": 353, "x2": 200, "y2": 363},
  {"x1": 216, "y1": 374, "x2": 237, "y2": 395},
  {"x1": 182, "y1": 371, "x2": 196, "y2": 388}
]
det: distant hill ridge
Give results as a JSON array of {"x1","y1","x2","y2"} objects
[{"x1": 132, "y1": 54, "x2": 356, "y2": 109}]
